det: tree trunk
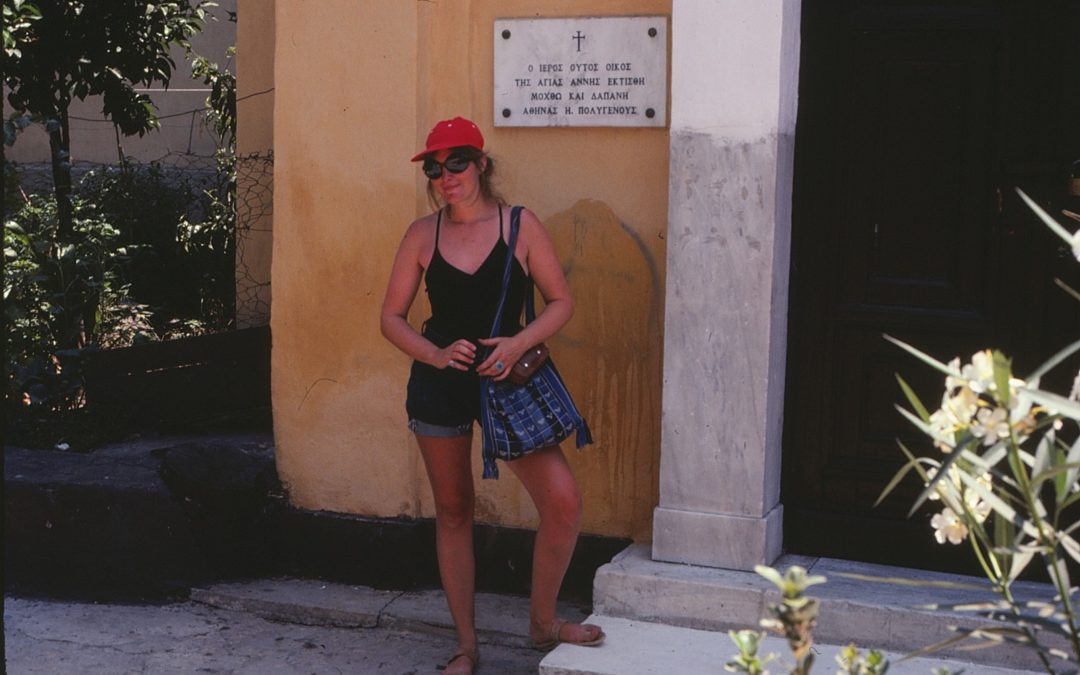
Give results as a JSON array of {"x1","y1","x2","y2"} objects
[{"x1": 47, "y1": 105, "x2": 73, "y2": 240}]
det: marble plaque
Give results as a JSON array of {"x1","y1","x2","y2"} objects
[{"x1": 494, "y1": 16, "x2": 668, "y2": 128}]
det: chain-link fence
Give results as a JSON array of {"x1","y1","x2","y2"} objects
[{"x1": 235, "y1": 150, "x2": 273, "y2": 328}]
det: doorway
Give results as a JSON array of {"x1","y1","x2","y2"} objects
[{"x1": 782, "y1": 0, "x2": 1080, "y2": 572}]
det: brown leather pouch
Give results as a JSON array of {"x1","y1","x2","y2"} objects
[{"x1": 508, "y1": 343, "x2": 549, "y2": 385}]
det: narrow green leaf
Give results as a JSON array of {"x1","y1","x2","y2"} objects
[
  {"x1": 1046, "y1": 557, "x2": 1071, "y2": 601},
  {"x1": 898, "y1": 628, "x2": 1006, "y2": 661},
  {"x1": 955, "y1": 469, "x2": 1023, "y2": 527},
  {"x1": 1065, "y1": 434, "x2": 1080, "y2": 498},
  {"x1": 1021, "y1": 386, "x2": 1080, "y2": 420},
  {"x1": 991, "y1": 351, "x2": 1013, "y2": 408},
  {"x1": 895, "y1": 404, "x2": 953, "y2": 449},
  {"x1": 1032, "y1": 463, "x2": 1080, "y2": 493},
  {"x1": 1026, "y1": 338, "x2": 1080, "y2": 382},
  {"x1": 1031, "y1": 433, "x2": 1053, "y2": 489},
  {"x1": 876, "y1": 441, "x2": 937, "y2": 507},
  {"x1": 1062, "y1": 490, "x2": 1080, "y2": 511},
  {"x1": 754, "y1": 565, "x2": 784, "y2": 589},
  {"x1": 961, "y1": 446, "x2": 1008, "y2": 473},
  {"x1": 1061, "y1": 532, "x2": 1080, "y2": 566},
  {"x1": 1054, "y1": 278, "x2": 1080, "y2": 303},
  {"x1": 884, "y1": 334, "x2": 961, "y2": 377},
  {"x1": 910, "y1": 438, "x2": 973, "y2": 517},
  {"x1": 1007, "y1": 548, "x2": 1035, "y2": 583},
  {"x1": 896, "y1": 374, "x2": 932, "y2": 422},
  {"x1": 994, "y1": 502, "x2": 1017, "y2": 579},
  {"x1": 1015, "y1": 188, "x2": 1075, "y2": 246}
]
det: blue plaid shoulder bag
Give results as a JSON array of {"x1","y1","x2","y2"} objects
[{"x1": 479, "y1": 206, "x2": 593, "y2": 479}]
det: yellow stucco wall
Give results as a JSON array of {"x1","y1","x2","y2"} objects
[{"x1": 273, "y1": 0, "x2": 669, "y2": 540}]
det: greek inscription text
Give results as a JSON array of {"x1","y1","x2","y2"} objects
[{"x1": 592, "y1": 90, "x2": 629, "y2": 101}]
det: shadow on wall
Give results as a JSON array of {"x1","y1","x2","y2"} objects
[{"x1": 545, "y1": 199, "x2": 663, "y2": 540}]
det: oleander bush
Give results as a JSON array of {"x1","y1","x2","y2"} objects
[{"x1": 728, "y1": 190, "x2": 1080, "y2": 674}]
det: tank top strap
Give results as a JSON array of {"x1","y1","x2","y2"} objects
[
  {"x1": 434, "y1": 207, "x2": 444, "y2": 248},
  {"x1": 498, "y1": 204, "x2": 504, "y2": 240}
]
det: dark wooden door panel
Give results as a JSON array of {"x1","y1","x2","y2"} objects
[{"x1": 783, "y1": 0, "x2": 1080, "y2": 573}]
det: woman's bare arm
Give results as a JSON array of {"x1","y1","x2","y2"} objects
[{"x1": 381, "y1": 219, "x2": 477, "y2": 370}]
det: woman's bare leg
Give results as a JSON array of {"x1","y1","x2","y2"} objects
[
  {"x1": 505, "y1": 446, "x2": 602, "y2": 644},
  {"x1": 417, "y1": 433, "x2": 478, "y2": 668}
]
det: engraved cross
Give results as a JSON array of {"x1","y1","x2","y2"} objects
[{"x1": 572, "y1": 30, "x2": 585, "y2": 52}]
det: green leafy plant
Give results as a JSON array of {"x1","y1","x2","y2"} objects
[
  {"x1": 3, "y1": 0, "x2": 215, "y2": 238},
  {"x1": 835, "y1": 644, "x2": 890, "y2": 675},
  {"x1": 2, "y1": 0, "x2": 40, "y2": 59},
  {"x1": 880, "y1": 189, "x2": 1080, "y2": 673},
  {"x1": 4, "y1": 191, "x2": 125, "y2": 416},
  {"x1": 5, "y1": 162, "x2": 234, "y2": 446},
  {"x1": 728, "y1": 565, "x2": 886, "y2": 675},
  {"x1": 757, "y1": 565, "x2": 828, "y2": 675},
  {"x1": 726, "y1": 628, "x2": 775, "y2": 675}
]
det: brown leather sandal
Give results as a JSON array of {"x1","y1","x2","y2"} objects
[
  {"x1": 440, "y1": 646, "x2": 479, "y2": 674},
  {"x1": 532, "y1": 618, "x2": 606, "y2": 651}
]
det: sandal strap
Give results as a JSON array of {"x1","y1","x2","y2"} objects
[
  {"x1": 444, "y1": 648, "x2": 478, "y2": 672},
  {"x1": 548, "y1": 617, "x2": 567, "y2": 643}
]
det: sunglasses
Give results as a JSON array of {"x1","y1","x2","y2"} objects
[{"x1": 422, "y1": 152, "x2": 477, "y2": 180}]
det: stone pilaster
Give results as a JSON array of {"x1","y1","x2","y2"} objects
[{"x1": 653, "y1": 0, "x2": 800, "y2": 570}]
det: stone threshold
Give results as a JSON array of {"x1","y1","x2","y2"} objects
[
  {"x1": 591, "y1": 544, "x2": 1062, "y2": 672},
  {"x1": 539, "y1": 614, "x2": 1042, "y2": 675}
]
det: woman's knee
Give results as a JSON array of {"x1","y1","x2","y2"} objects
[
  {"x1": 542, "y1": 485, "x2": 582, "y2": 532},
  {"x1": 434, "y1": 493, "x2": 475, "y2": 530}
]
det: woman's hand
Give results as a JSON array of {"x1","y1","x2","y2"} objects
[
  {"x1": 476, "y1": 336, "x2": 525, "y2": 380},
  {"x1": 432, "y1": 339, "x2": 477, "y2": 371}
]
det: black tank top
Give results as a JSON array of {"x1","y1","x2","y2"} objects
[{"x1": 423, "y1": 206, "x2": 529, "y2": 348}]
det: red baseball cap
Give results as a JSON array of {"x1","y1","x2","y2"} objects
[{"x1": 411, "y1": 116, "x2": 485, "y2": 161}]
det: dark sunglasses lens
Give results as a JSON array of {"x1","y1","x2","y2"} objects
[
  {"x1": 444, "y1": 154, "x2": 472, "y2": 173},
  {"x1": 422, "y1": 154, "x2": 473, "y2": 180},
  {"x1": 422, "y1": 159, "x2": 442, "y2": 180}
]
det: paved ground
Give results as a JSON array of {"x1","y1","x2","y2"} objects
[{"x1": 4, "y1": 595, "x2": 543, "y2": 674}]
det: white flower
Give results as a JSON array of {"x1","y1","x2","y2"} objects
[
  {"x1": 1070, "y1": 369, "x2": 1080, "y2": 403},
  {"x1": 961, "y1": 350, "x2": 995, "y2": 394},
  {"x1": 971, "y1": 407, "x2": 1010, "y2": 446},
  {"x1": 1072, "y1": 229, "x2": 1080, "y2": 262},
  {"x1": 931, "y1": 507, "x2": 969, "y2": 544},
  {"x1": 963, "y1": 472, "x2": 994, "y2": 524},
  {"x1": 945, "y1": 357, "x2": 964, "y2": 392},
  {"x1": 929, "y1": 387, "x2": 978, "y2": 449}
]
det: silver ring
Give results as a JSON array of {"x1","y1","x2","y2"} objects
[
  {"x1": 495, "y1": 360, "x2": 505, "y2": 371},
  {"x1": 449, "y1": 358, "x2": 456, "y2": 368}
]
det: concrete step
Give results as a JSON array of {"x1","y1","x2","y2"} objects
[
  {"x1": 593, "y1": 544, "x2": 1062, "y2": 672},
  {"x1": 539, "y1": 615, "x2": 1042, "y2": 675},
  {"x1": 190, "y1": 577, "x2": 590, "y2": 650}
]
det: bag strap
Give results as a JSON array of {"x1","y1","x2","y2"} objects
[{"x1": 487, "y1": 205, "x2": 523, "y2": 340}]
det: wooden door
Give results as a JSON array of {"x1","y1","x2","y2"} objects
[{"x1": 783, "y1": 0, "x2": 1080, "y2": 572}]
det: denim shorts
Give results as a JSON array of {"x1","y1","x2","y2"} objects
[
  {"x1": 408, "y1": 417, "x2": 473, "y2": 438},
  {"x1": 405, "y1": 359, "x2": 481, "y2": 438}
]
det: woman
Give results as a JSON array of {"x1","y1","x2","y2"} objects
[{"x1": 380, "y1": 117, "x2": 604, "y2": 674}]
